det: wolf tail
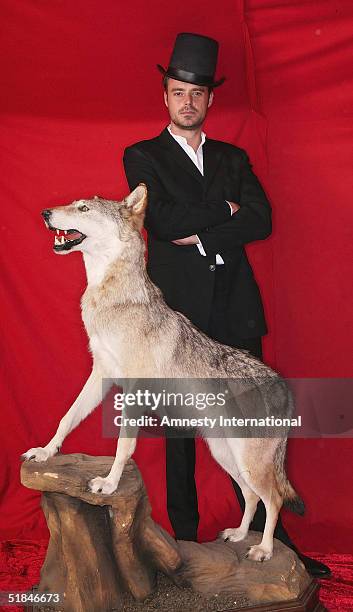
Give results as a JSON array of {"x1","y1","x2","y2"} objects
[{"x1": 274, "y1": 439, "x2": 305, "y2": 516}]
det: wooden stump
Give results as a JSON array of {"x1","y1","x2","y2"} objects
[
  {"x1": 20, "y1": 454, "x2": 182, "y2": 612},
  {"x1": 21, "y1": 453, "x2": 323, "y2": 612}
]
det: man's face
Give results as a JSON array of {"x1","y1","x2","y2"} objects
[{"x1": 164, "y1": 78, "x2": 214, "y2": 130}]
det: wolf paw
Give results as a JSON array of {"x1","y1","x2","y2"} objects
[
  {"x1": 21, "y1": 447, "x2": 54, "y2": 462},
  {"x1": 245, "y1": 544, "x2": 273, "y2": 562},
  {"x1": 221, "y1": 527, "x2": 247, "y2": 542},
  {"x1": 88, "y1": 476, "x2": 118, "y2": 495}
]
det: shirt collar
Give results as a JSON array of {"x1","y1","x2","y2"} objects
[{"x1": 167, "y1": 125, "x2": 206, "y2": 150}]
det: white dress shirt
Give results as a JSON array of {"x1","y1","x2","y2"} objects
[{"x1": 167, "y1": 125, "x2": 230, "y2": 265}]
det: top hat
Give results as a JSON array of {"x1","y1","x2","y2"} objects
[{"x1": 157, "y1": 33, "x2": 225, "y2": 88}]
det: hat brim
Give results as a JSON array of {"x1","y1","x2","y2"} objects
[{"x1": 157, "y1": 65, "x2": 225, "y2": 88}]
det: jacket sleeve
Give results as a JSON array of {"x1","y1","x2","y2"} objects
[
  {"x1": 123, "y1": 146, "x2": 231, "y2": 241},
  {"x1": 197, "y1": 151, "x2": 272, "y2": 255}
]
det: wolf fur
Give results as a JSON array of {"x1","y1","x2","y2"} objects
[{"x1": 22, "y1": 184, "x2": 304, "y2": 562}]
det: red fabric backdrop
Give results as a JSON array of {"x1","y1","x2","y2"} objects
[{"x1": 1, "y1": 0, "x2": 352, "y2": 556}]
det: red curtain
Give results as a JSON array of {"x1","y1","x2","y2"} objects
[{"x1": 1, "y1": 0, "x2": 352, "y2": 556}]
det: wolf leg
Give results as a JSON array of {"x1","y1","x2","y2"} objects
[
  {"x1": 88, "y1": 422, "x2": 138, "y2": 495},
  {"x1": 222, "y1": 483, "x2": 259, "y2": 542},
  {"x1": 221, "y1": 438, "x2": 283, "y2": 560},
  {"x1": 22, "y1": 368, "x2": 109, "y2": 462},
  {"x1": 245, "y1": 479, "x2": 282, "y2": 562},
  {"x1": 206, "y1": 438, "x2": 259, "y2": 542},
  {"x1": 236, "y1": 462, "x2": 282, "y2": 561}
]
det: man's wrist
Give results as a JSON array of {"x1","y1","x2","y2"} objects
[{"x1": 227, "y1": 200, "x2": 240, "y2": 215}]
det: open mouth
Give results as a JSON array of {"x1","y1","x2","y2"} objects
[{"x1": 50, "y1": 227, "x2": 87, "y2": 251}]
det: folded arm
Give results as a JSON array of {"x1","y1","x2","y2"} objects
[
  {"x1": 123, "y1": 146, "x2": 232, "y2": 241},
  {"x1": 197, "y1": 151, "x2": 272, "y2": 255}
]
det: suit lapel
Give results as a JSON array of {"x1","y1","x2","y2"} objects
[
  {"x1": 157, "y1": 128, "x2": 204, "y2": 186},
  {"x1": 157, "y1": 129, "x2": 224, "y2": 192},
  {"x1": 203, "y1": 138, "x2": 224, "y2": 193}
]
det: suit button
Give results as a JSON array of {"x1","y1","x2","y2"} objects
[{"x1": 209, "y1": 264, "x2": 216, "y2": 271}]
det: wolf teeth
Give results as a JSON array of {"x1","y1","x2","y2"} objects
[
  {"x1": 56, "y1": 230, "x2": 59, "y2": 235},
  {"x1": 54, "y1": 236, "x2": 66, "y2": 245}
]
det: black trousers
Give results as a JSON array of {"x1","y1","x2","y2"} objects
[{"x1": 166, "y1": 266, "x2": 295, "y2": 549}]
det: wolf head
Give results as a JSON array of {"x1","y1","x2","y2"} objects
[{"x1": 41, "y1": 184, "x2": 147, "y2": 257}]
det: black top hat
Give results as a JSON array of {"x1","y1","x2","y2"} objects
[{"x1": 157, "y1": 33, "x2": 225, "y2": 88}]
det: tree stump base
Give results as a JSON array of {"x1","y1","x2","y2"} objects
[
  {"x1": 20, "y1": 454, "x2": 182, "y2": 612},
  {"x1": 21, "y1": 453, "x2": 324, "y2": 612}
]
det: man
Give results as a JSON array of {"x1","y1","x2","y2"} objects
[{"x1": 123, "y1": 33, "x2": 329, "y2": 577}]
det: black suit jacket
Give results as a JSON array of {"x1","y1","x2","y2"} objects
[{"x1": 123, "y1": 128, "x2": 271, "y2": 338}]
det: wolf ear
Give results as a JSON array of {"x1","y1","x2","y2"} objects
[{"x1": 124, "y1": 184, "x2": 147, "y2": 215}]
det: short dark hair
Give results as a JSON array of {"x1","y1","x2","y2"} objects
[{"x1": 162, "y1": 75, "x2": 213, "y2": 95}]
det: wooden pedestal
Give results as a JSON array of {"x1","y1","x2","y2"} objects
[{"x1": 21, "y1": 453, "x2": 324, "y2": 612}]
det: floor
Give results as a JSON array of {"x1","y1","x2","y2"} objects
[{"x1": 1, "y1": 541, "x2": 352, "y2": 611}]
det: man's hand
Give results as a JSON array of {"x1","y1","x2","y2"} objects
[
  {"x1": 229, "y1": 201, "x2": 240, "y2": 214},
  {"x1": 172, "y1": 235, "x2": 199, "y2": 245}
]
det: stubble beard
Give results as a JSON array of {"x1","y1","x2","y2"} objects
[
  {"x1": 172, "y1": 109, "x2": 206, "y2": 131},
  {"x1": 173, "y1": 116, "x2": 204, "y2": 130}
]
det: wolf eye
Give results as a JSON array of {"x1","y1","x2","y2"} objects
[{"x1": 78, "y1": 205, "x2": 89, "y2": 212}]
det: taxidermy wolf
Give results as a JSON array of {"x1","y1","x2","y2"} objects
[{"x1": 22, "y1": 184, "x2": 304, "y2": 562}]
